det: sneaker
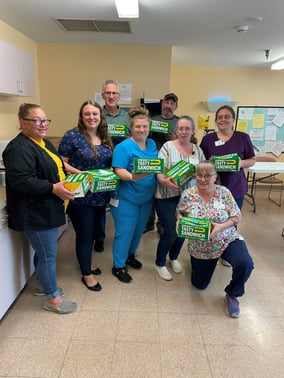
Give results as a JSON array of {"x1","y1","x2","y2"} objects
[
  {"x1": 94, "y1": 240, "x2": 104, "y2": 252},
  {"x1": 169, "y1": 259, "x2": 183, "y2": 273},
  {"x1": 154, "y1": 265, "x2": 172, "y2": 281},
  {"x1": 112, "y1": 267, "x2": 133, "y2": 283},
  {"x1": 220, "y1": 258, "x2": 232, "y2": 267},
  {"x1": 126, "y1": 255, "x2": 142, "y2": 270},
  {"x1": 34, "y1": 286, "x2": 65, "y2": 297},
  {"x1": 225, "y1": 294, "x2": 240, "y2": 318},
  {"x1": 44, "y1": 299, "x2": 78, "y2": 314}
]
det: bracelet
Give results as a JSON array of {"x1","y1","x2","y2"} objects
[{"x1": 230, "y1": 218, "x2": 238, "y2": 227}]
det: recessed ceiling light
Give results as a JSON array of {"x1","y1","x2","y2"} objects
[
  {"x1": 271, "y1": 59, "x2": 284, "y2": 70},
  {"x1": 115, "y1": 0, "x2": 139, "y2": 18}
]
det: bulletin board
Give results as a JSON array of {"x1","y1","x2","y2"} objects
[{"x1": 236, "y1": 106, "x2": 284, "y2": 156}]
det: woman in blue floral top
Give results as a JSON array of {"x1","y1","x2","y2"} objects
[
  {"x1": 176, "y1": 161, "x2": 254, "y2": 318},
  {"x1": 59, "y1": 100, "x2": 113, "y2": 291}
]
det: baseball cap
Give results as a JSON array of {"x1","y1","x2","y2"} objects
[{"x1": 163, "y1": 93, "x2": 178, "y2": 103}]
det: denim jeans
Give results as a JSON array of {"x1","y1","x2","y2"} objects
[
  {"x1": 24, "y1": 228, "x2": 59, "y2": 298},
  {"x1": 68, "y1": 203, "x2": 106, "y2": 275},
  {"x1": 155, "y1": 196, "x2": 185, "y2": 267},
  {"x1": 191, "y1": 239, "x2": 254, "y2": 297}
]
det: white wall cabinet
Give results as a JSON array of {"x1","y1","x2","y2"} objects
[
  {"x1": 0, "y1": 40, "x2": 18, "y2": 95},
  {"x1": 0, "y1": 208, "x2": 67, "y2": 319},
  {"x1": 0, "y1": 39, "x2": 36, "y2": 97},
  {"x1": 0, "y1": 224, "x2": 35, "y2": 320}
]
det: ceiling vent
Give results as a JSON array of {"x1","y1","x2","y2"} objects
[{"x1": 55, "y1": 19, "x2": 131, "y2": 33}]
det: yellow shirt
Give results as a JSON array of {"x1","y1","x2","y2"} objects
[{"x1": 30, "y1": 138, "x2": 65, "y2": 181}]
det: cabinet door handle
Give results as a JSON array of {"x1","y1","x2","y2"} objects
[{"x1": 16, "y1": 80, "x2": 23, "y2": 93}]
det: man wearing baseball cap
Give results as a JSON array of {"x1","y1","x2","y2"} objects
[
  {"x1": 145, "y1": 92, "x2": 179, "y2": 233},
  {"x1": 150, "y1": 93, "x2": 179, "y2": 150}
]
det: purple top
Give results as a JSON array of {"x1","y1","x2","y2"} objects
[
  {"x1": 200, "y1": 131, "x2": 255, "y2": 199},
  {"x1": 58, "y1": 129, "x2": 112, "y2": 206}
]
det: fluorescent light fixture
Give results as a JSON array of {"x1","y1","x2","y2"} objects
[
  {"x1": 209, "y1": 96, "x2": 230, "y2": 102},
  {"x1": 271, "y1": 59, "x2": 284, "y2": 70},
  {"x1": 202, "y1": 101, "x2": 238, "y2": 112},
  {"x1": 115, "y1": 0, "x2": 139, "y2": 18}
]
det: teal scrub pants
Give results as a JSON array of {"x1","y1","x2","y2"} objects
[{"x1": 110, "y1": 197, "x2": 152, "y2": 268}]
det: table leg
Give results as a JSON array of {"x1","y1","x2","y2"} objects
[{"x1": 245, "y1": 172, "x2": 256, "y2": 212}]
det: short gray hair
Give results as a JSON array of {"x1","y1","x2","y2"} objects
[
  {"x1": 196, "y1": 160, "x2": 217, "y2": 175},
  {"x1": 102, "y1": 80, "x2": 120, "y2": 93}
]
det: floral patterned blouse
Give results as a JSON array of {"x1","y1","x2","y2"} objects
[
  {"x1": 176, "y1": 185, "x2": 241, "y2": 259},
  {"x1": 58, "y1": 129, "x2": 112, "y2": 207}
]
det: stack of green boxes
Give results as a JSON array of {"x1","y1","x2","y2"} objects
[
  {"x1": 107, "y1": 124, "x2": 128, "y2": 138},
  {"x1": 178, "y1": 216, "x2": 211, "y2": 241},
  {"x1": 165, "y1": 160, "x2": 195, "y2": 186},
  {"x1": 133, "y1": 158, "x2": 164, "y2": 173},
  {"x1": 149, "y1": 120, "x2": 170, "y2": 134},
  {"x1": 64, "y1": 169, "x2": 120, "y2": 197},
  {"x1": 64, "y1": 173, "x2": 90, "y2": 198},
  {"x1": 88, "y1": 169, "x2": 119, "y2": 193},
  {"x1": 212, "y1": 153, "x2": 240, "y2": 172}
]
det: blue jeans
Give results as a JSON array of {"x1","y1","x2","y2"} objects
[
  {"x1": 111, "y1": 198, "x2": 152, "y2": 268},
  {"x1": 68, "y1": 203, "x2": 106, "y2": 275},
  {"x1": 191, "y1": 239, "x2": 254, "y2": 297},
  {"x1": 24, "y1": 228, "x2": 59, "y2": 298},
  {"x1": 155, "y1": 196, "x2": 185, "y2": 266}
]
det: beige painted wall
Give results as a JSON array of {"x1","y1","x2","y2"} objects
[
  {"x1": 170, "y1": 65, "x2": 284, "y2": 143},
  {"x1": 0, "y1": 20, "x2": 39, "y2": 140},
  {"x1": 37, "y1": 43, "x2": 172, "y2": 136},
  {"x1": 1, "y1": 16, "x2": 284, "y2": 161}
]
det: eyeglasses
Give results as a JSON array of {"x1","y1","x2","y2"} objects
[
  {"x1": 23, "y1": 118, "x2": 51, "y2": 126},
  {"x1": 216, "y1": 115, "x2": 233, "y2": 121},
  {"x1": 103, "y1": 91, "x2": 119, "y2": 96},
  {"x1": 196, "y1": 173, "x2": 216, "y2": 179},
  {"x1": 177, "y1": 127, "x2": 193, "y2": 131}
]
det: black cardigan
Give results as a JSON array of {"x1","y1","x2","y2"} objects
[{"x1": 3, "y1": 133, "x2": 66, "y2": 231}]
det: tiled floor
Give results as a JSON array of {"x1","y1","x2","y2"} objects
[{"x1": 1, "y1": 191, "x2": 284, "y2": 377}]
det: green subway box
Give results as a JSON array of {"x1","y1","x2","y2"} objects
[
  {"x1": 212, "y1": 153, "x2": 240, "y2": 172},
  {"x1": 178, "y1": 217, "x2": 211, "y2": 242},
  {"x1": 149, "y1": 120, "x2": 170, "y2": 134},
  {"x1": 165, "y1": 160, "x2": 195, "y2": 186},
  {"x1": 64, "y1": 173, "x2": 90, "y2": 198},
  {"x1": 107, "y1": 124, "x2": 128, "y2": 137},
  {"x1": 133, "y1": 158, "x2": 164, "y2": 174},
  {"x1": 88, "y1": 169, "x2": 119, "y2": 193}
]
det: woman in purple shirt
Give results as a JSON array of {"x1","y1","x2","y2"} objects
[{"x1": 200, "y1": 105, "x2": 255, "y2": 210}]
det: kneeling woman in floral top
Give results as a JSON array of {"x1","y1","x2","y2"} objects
[{"x1": 176, "y1": 160, "x2": 254, "y2": 318}]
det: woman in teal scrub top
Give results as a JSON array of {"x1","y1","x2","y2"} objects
[{"x1": 110, "y1": 107, "x2": 157, "y2": 283}]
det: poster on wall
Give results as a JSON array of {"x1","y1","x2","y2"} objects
[{"x1": 236, "y1": 106, "x2": 284, "y2": 156}]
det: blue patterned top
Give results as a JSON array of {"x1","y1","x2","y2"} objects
[{"x1": 58, "y1": 129, "x2": 112, "y2": 206}]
